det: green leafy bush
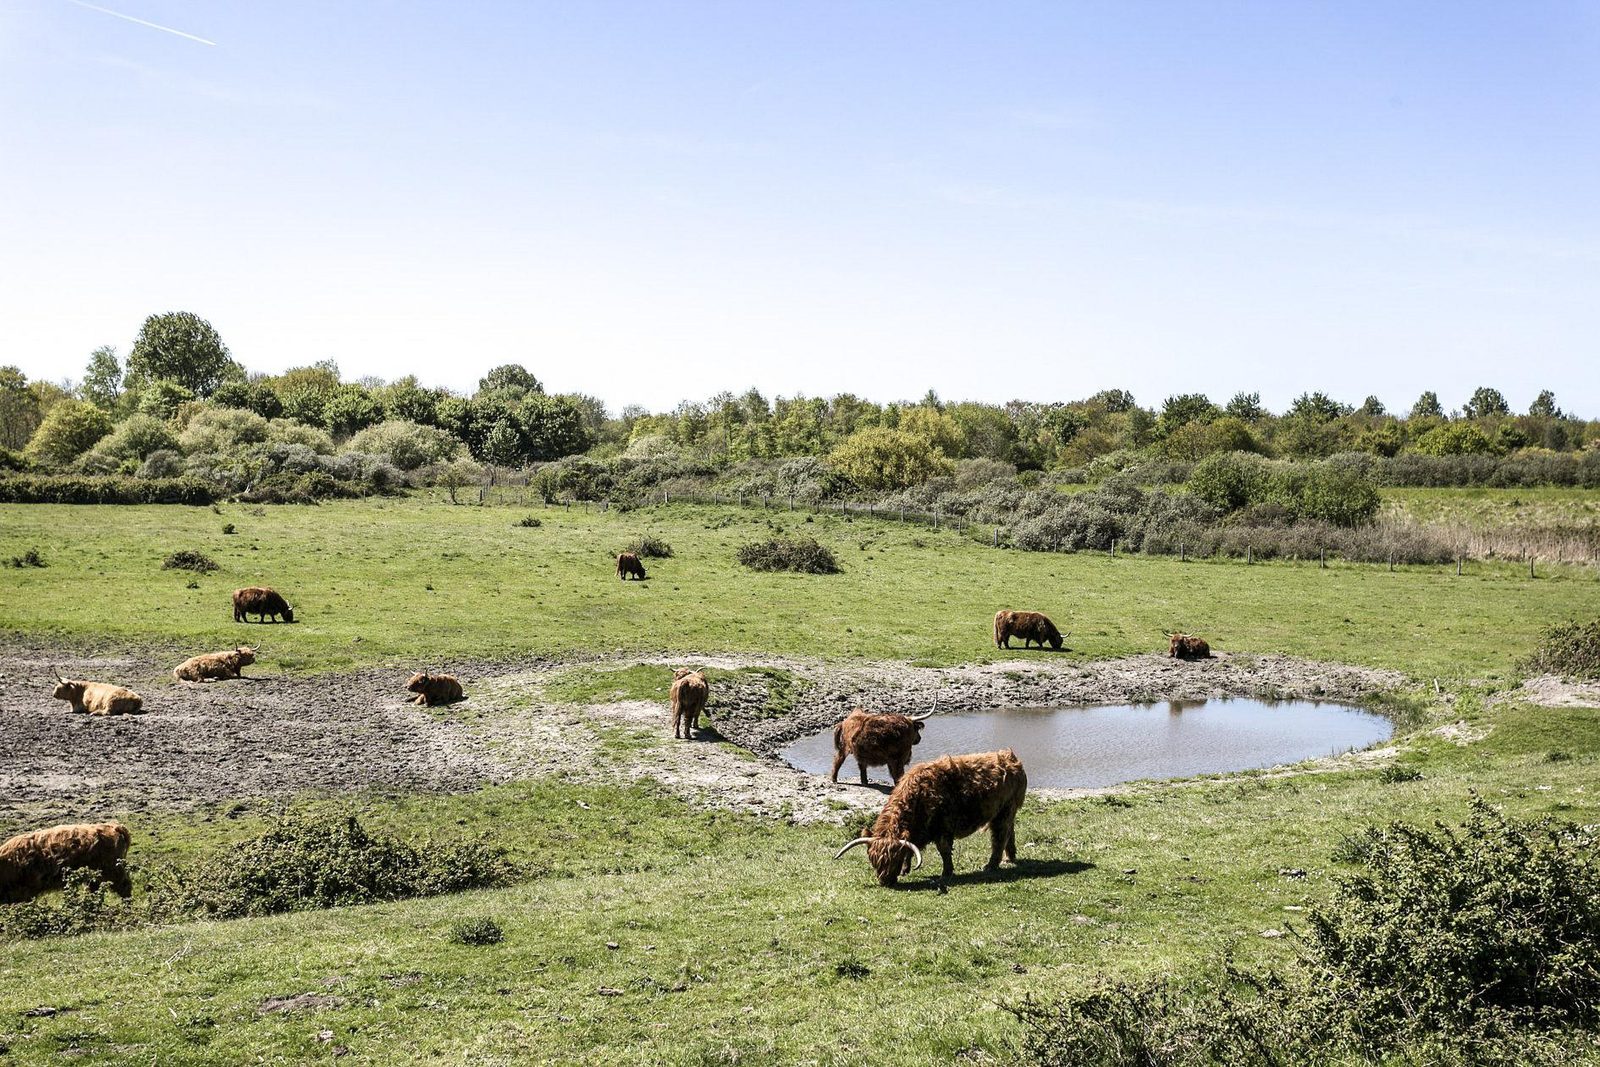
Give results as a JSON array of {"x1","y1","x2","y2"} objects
[
  {"x1": 1518, "y1": 619, "x2": 1600, "y2": 679},
  {"x1": 626, "y1": 534, "x2": 674, "y2": 558},
  {"x1": 5, "y1": 547, "x2": 45, "y2": 568},
  {"x1": 514, "y1": 515, "x2": 542, "y2": 528},
  {"x1": 0, "y1": 870, "x2": 139, "y2": 941},
  {"x1": 162, "y1": 549, "x2": 218, "y2": 573},
  {"x1": 736, "y1": 536, "x2": 841, "y2": 574},
  {"x1": 449, "y1": 917, "x2": 505, "y2": 945},
  {"x1": 0, "y1": 475, "x2": 216, "y2": 505}
]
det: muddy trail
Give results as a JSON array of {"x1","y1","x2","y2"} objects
[{"x1": 0, "y1": 641, "x2": 1408, "y2": 827}]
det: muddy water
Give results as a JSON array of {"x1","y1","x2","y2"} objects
[{"x1": 780, "y1": 698, "x2": 1392, "y2": 789}]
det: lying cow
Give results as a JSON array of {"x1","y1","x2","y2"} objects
[
  {"x1": 0, "y1": 822, "x2": 133, "y2": 903},
  {"x1": 406, "y1": 670, "x2": 465, "y2": 706},
  {"x1": 173, "y1": 646, "x2": 257, "y2": 682},
  {"x1": 830, "y1": 709, "x2": 932, "y2": 785},
  {"x1": 993, "y1": 610, "x2": 1064, "y2": 651},
  {"x1": 50, "y1": 670, "x2": 143, "y2": 716},
  {"x1": 1167, "y1": 632, "x2": 1212, "y2": 660},
  {"x1": 835, "y1": 749, "x2": 1027, "y2": 886},
  {"x1": 670, "y1": 668, "x2": 709, "y2": 739},
  {"x1": 616, "y1": 552, "x2": 647, "y2": 581},
  {"x1": 233, "y1": 586, "x2": 294, "y2": 623}
]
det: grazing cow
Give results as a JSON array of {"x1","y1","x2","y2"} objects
[
  {"x1": 0, "y1": 822, "x2": 133, "y2": 903},
  {"x1": 994, "y1": 610, "x2": 1064, "y2": 651},
  {"x1": 173, "y1": 646, "x2": 258, "y2": 682},
  {"x1": 835, "y1": 750, "x2": 1027, "y2": 886},
  {"x1": 616, "y1": 552, "x2": 647, "y2": 581},
  {"x1": 233, "y1": 586, "x2": 294, "y2": 623},
  {"x1": 670, "y1": 668, "x2": 709, "y2": 739},
  {"x1": 830, "y1": 709, "x2": 932, "y2": 785},
  {"x1": 1167, "y1": 632, "x2": 1212, "y2": 660},
  {"x1": 406, "y1": 671, "x2": 465, "y2": 706},
  {"x1": 50, "y1": 671, "x2": 143, "y2": 716}
]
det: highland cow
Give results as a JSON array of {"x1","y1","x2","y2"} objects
[
  {"x1": 616, "y1": 552, "x2": 647, "y2": 581},
  {"x1": 670, "y1": 668, "x2": 709, "y2": 739},
  {"x1": 50, "y1": 671, "x2": 143, "y2": 716},
  {"x1": 1166, "y1": 632, "x2": 1212, "y2": 660},
  {"x1": 233, "y1": 586, "x2": 294, "y2": 623},
  {"x1": 406, "y1": 670, "x2": 465, "y2": 706},
  {"x1": 0, "y1": 822, "x2": 132, "y2": 903},
  {"x1": 835, "y1": 749, "x2": 1027, "y2": 887},
  {"x1": 993, "y1": 610, "x2": 1064, "y2": 651},
  {"x1": 830, "y1": 709, "x2": 933, "y2": 785},
  {"x1": 173, "y1": 646, "x2": 258, "y2": 682}
]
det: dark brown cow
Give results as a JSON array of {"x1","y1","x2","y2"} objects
[
  {"x1": 0, "y1": 822, "x2": 132, "y2": 903},
  {"x1": 835, "y1": 750, "x2": 1027, "y2": 886},
  {"x1": 994, "y1": 609, "x2": 1063, "y2": 650},
  {"x1": 830, "y1": 709, "x2": 932, "y2": 785},
  {"x1": 670, "y1": 668, "x2": 708, "y2": 739},
  {"x1": 233, "y1": 586, "x2": 294, "y2": 623},
  {"x1": 406, "y1": 671, "x2": 465, "y2": 706},
  {"x1": 616, "y1": 552, "x2": 647, "y2": 581},
  {"x1": 173, "y1": 646, "x2": 257, "y2": 682},
  {"x1": 50, "y1": 671, "x2": 143, "y2": 715},
  {"x1": 1166, "y1": 632, "x2": 1212, "y2": 660}
]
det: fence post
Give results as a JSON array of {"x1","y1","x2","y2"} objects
[
  {"x1": 1456, "y1": 555, "x2": 1462, "y2": 577},
  {"x1": 1180, "y1": 542, "x2": 1186, "y2": 563},
  {"x1": 1246, "y1": 546, "x2": 1252, "y2": 565},
  {"x1": 993, "y1": 526, "x2": 999, "y2": 547},
  {"x1": 1320, "y1": 548, "x2": 1325, "y2": 569},
  {"x1": 1530, "y1": 556, "x2": 1536, "y2": 580},
  {"x1": 900, "y1": 508, "x2": 905, "y2": 523},
  {"x1": 1110, "y1": 539, "x2": 1115, "y2": 559},
  {"x1": 1387, "y1": 552, "x2": 1393, "y2": 572},
  {"x1": 935, "y1": 510, "x2": 940, "y2": 530}
]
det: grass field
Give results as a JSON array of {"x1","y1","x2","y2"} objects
[
  {"x1": 1382, "y1": 485, "x2": 1600, "y2": 528},
  {"x1": 1, "y1": 495, "x2": 1598, "y2": 1064}
]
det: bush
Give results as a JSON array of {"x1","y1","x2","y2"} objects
[
  {"x1": 514, "y1": 515, "x2": 541, "y2": 528},
  {"x1": 23, "y1": 400, "x2": 112, "y2": 466},
  {"x1": 449, "y1": 917, "x2": 505, "y2": 946},
  {"x1": 737, "y1": 536, "x2": 841, "y2": 574},
  {"x1": 0, "y1": 475, "x2": 216, "y2": 505},
  {"x1": 5, "y1": 547, "x2": 45, "y2": 568},
  {"x1": 0, "y1": 870, "x2": 139, "y2": 941},
  {"x1": 85, "y1": 414, "x2": 180, "y2": 464},
  {"x1": 1518, "y1": 619, "x2": 1600, "y2": 680},
  {"x1": 626, "y1": 535, "x2": 674, "y2": 558},
  {"x1": 177, "y1": 406, "x2": 271, "y2": 455},
  {"x1": 265, "y1": 419, "x2": 335, "y2": 454},
  {"x1": 1186, "y1": 451, "x2": 1269, "y2": 512},
  {"x1": 147, "y1": 813, "x2": 517, "y2": 921},
  {"x1": 346, "y1": 419, "x2": 462, "y2": 471},
  {"x1": 162, "y1": 549, "x2": 218, "y2": 573}
]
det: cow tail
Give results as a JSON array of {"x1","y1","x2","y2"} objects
[{"x1": 832, "y1": 722, "x2": 845, "y2": 754}]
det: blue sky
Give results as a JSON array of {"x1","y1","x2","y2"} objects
[{"x1": 3, "y1": 1, "x2": 1597, "y2": 415}]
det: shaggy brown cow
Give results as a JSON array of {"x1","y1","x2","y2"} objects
[
  {"x1": 835, "y1": 749, "x2": 1027, "y2": 886},
  {"x1": 994, "y1": 609, "x2": 1064, "y2": 650},
  {"x1": 0, "y1": 822, "x2": 132, "y2": 903},
  {"x1": 670, "y1": 668, "x2": 709, "y2": 739},
  {"x1": 233, "y1": 586, "x2": 294, "y2": 623},
  {"x1": 50, "y1": 671, "x2": 143, "y2": 715},
  {"x1": 406, "y1": 671, "x2": 465, "y2": 706},
  {"x1": 1166, "y1": 632, "x2": 1212, "y2": 660},
  {"x1": 830, "y1": 709, "x2": 933, "y2": 785},
  {"x1": 616, "y1": 552, "x2": 647, "y2": 581},
  {"x1": 173, "y1": 646, "x2": 257, "y2": 682}
]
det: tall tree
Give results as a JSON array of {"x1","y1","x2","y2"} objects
[
  {"x1": 81, "y1": 346, "x2": 123, "y2": 410},
  {"x1": 1463, "y1": 386, "x2": 1510, "y2": 419},
  {"x1": 477, "y1": 364, "x2": 542, "y2": 397},
  {"x1": 1528, "y1": 390, "x2": 1562, "y2": 419},
  {"x1": 125, "y1": 312, "x2": 236, "y2": 397},
  {"x1": 1224, "y1": 391, "x2": 1264, "y2": 421},
  {"x1": 1409, "y1": 391, "x2": 1444, "y2": 419},
  {"x1": 0, "y1": 366, "x2": 42, "y2": 451}
]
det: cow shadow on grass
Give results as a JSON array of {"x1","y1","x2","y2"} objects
[{"x1": 898, "y1": 858, "x2": 1094, "y2": 891}]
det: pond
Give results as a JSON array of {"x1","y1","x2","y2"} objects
[{"x1": 780, "y1": 697, "x2": 1393, "y2": 789}]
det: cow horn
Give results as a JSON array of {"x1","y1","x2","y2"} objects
[
  {"x1": 903, "y1": 840, "x2": 923, "y2": 871},
  {"x1": 52, "y1": 665, "x2": 65, "y2": 681},
  {"x1": 833, "y1": 838, "x2": 875, "y2": 859}
]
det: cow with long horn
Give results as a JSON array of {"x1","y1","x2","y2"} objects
[
  {"x1": 829, "y1": 701, "x2": 935, "y2": 786},
  {"x1": 1165, "y1": 630, "x2": 1212, "y2": 660},
  {"x1": 173, "y1": 645, "x2": 259, "y2": 682},
  {"x1": 50, "y1": 669, "x2": 144, "y2": 715},
  {"x1": 835, "y1": 749, "x2": 1027, "y2": 886}
]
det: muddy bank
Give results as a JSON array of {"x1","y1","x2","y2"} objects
[{"x1": 0, "y1": 642, "x2": 1409, "y2": 827}]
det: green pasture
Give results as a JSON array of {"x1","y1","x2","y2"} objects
[{"x1": 1381, "y1": 485, "x2": 1600, "y2": 527}]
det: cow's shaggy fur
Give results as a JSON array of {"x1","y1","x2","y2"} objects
[
  {"x1": 0, "y1": 822, "x2": 133, "y2": 903},
  {"x1": 50, "y1": 677, "x2": 143, "y2": 716},
  {"x1": 233, "y1": 586, "x2": 294, "y2": 623},
  {"x1": 994, "y1": 609, "x2": 1063, "y2": 650},
  {"x1": 670, "y1": 668, "x2": 708, "y2": 739},
  {"x1": 837, "y1": 750, "x2": 1027, "y2": 886},
  {"x1": 616, "y1": 552, "x2": 647, "y2": 581},
  {"x1": 830, "y1": 709, "x2": 927, "y2": 785},
  {"x1": 173, "y1": 646, "x2": 257, "y2": 682},
  {"x1": 1168, "y1": 633, "x2": 1212, "y2": 660},
  {"x1": 406, "y1": 671, "x2": 465, "y2": 706}
]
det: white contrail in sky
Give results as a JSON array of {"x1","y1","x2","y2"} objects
[{"x1": 64, "y1": 0, "x2": 217, "y2": 46}]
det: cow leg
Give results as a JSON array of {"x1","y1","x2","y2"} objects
[
  {"x1": 110, "y1": 865, "x2": 132, "y2": 899},
  {"x1": 858, "y1": 760, "x2": 869, "y2": 786},
  {"x1": 829, "y1": 749, "x2": 845, "y2": 782},
  {"x1": 888, "y1": 759, "x2": 903, "y2": 784},
  {"x1": 988, "y1": 810, "x2": 1018, "y2": 870},
  {"x1": 937, "y1": 836, "x2": 956, "y2": 879}
]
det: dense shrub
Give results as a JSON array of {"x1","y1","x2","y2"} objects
[
  {"x1": 514, "y1": 515, "x2": 541, "y2": 528},
  {"x1": 24, "y1": 399, "x2": 112, "y2": 466},
  {"x1": 736, "y1": 536, "x2": 841, "y2": 574},
  {"x1": 625, "y1": 535, "x2": 674, "y2": 558},
  {"x1": 1518, "y1": 619, "x2": 1600, "y2": 679},
  {"x1": 6, "y1": 547, "x2": 45, "y2": 568},
  {"x1": 85, "y1": 414, "x2": 180, "y2": 464},
  {"x1": 346, "y1": 419, "x2": 462, "y2": 471},
  {"x1": 177, "y1": 406, "x2": 270, "y2": 455},
  {"x1": 0, "y1": 870, "x2": 140, "y2": 941},
  {"x1": 265, "y1": 419, "x2": 336, "y2": 454},
  {"x1": 147, "y1": 814, "x2": 517, "y2": 920},
  {"x1": 0, "y1": 475, "x2": 216, "y2": 505},
  {"x1": 449, "y1": 917, "x2": 505, "y2": 946},
  {"x1": 828, "y1": 427, "x2": 954, "y2": 491},
  {"x1": 1186, "y1": 451, "x2": 1268, "y2": 512},
  {"x1": 162, "y1": 549, "x2": 218, "y2": 573}
]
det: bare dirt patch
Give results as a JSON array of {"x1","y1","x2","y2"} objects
[
  {"x1": 0, "y1": 641, "x2": 1408, "y2": 827},
  {"x1": 1511, "y1": 674, "x2": 1600, "y2": 709}
]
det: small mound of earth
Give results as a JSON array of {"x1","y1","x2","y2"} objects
[
  {"x1": 0, "y1": 642, "x2": 1408, "y2": 827},
  {"x1": 1511, "y1": 674, "x2": 1600, "y2": 709}
]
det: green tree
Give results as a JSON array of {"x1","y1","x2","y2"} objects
[
  {"x1": 828, "y1": 427, "x2": 953, "y2": 490},
  {"x1": 1463, "y1": 386, "x2": 1510, "y2": 419},
  {"x1": 24, "y1": 399, "x2": 112, "y2": 465},
  {"x1": 482, "y1": 417, "x2": 524, "y2": 467},
  {"x1": 518, "y1": 394, "x2": 594, "y2": 460},
  {"x1": 1158, "y1": 393, "x2": 1219, "y2": 437},
  {"x1": 1409, "y1": 391, "x2": 1444, "y2": 419},
  {"x1": 897, "y1": 405, "x2": 966, "y2": 458},
  {"x1": 1296, "y1": 464, "x2": 1380, "y2": 526},
  {"x1": 321, "y1": 385, "x2": 383, "y2": 437},
  {"x1": 1358, "y1": 395, "x2": 1386, "y2": 417},
  {"x1": 1528, "y1": 390, "x2": 1562, "y2": 419},
  {"x1": 0, "y1": 366, "x2": 43, "y2": 450},
  {"x1": 134, "y1": 379, "x2": 197, "y2": 420},
  {"x1": 1414, "y1": 422, "x2": 1494, "y2": 456},
  {"x1": 1186, "y1": 451, "x2": 1268, "y2": 512},
  {"x1": 477, "y1": 364, "x2": 542, "y2": 397},
  {"x1": 1086, "y1": 389, "x2": 1136, "y2": 413},
  {"x1": 81, "y1": 346, "x2": 123, "y2": 410},
  {"x1": 1288, "y1": 391, "x2": 1349, "y2": 422},
  {"x1": 125, "y1": 312, "x2": 236, "y2": 396},
  {"x1": 1224, "y1": 391, "x2": 1265, "y2": 421}
]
